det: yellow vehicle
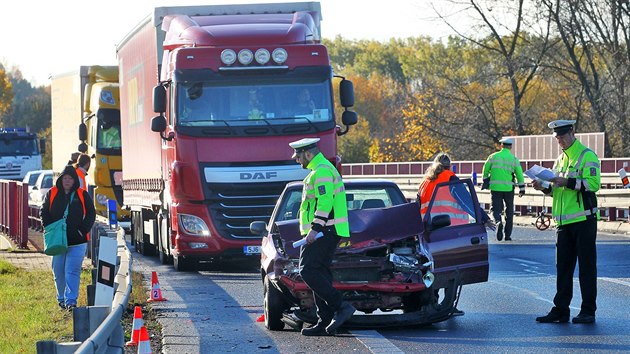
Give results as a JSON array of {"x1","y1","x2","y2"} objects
[{"x1": 51, "y1": 66, "x2": 129, "y2": 226}]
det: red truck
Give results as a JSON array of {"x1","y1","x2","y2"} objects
[{"x1": 116, "y1": 2, "x2": 357, "y2": 270}]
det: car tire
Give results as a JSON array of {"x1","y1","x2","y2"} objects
[{"x1": 264, "y1": 276, "x2": 286, "y2": 330}]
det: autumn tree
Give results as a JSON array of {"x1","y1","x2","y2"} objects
[{"x1": 0, "y1": 64, "x2": 14, "y2": 120}]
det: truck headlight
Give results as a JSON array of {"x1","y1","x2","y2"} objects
[{"x1": 178, "y1": 214, "x2": 210, "y2": 236}]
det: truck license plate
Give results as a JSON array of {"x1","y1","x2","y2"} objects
[{"x1": 243, "y1": 245, "x2": 261, "y2": 255}]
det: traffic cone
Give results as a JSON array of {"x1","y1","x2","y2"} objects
[
  {"x1": 125, "y1": 306, "x2": 144, "y2": 346},
  {"x1": 256, "y1": 314, "x2": 265, "y2": 322},
  {"x1": 137, "y1": 326, "x2": 152, "y2": 354},
  {"x1": 147, "y1": 271, "x2": 167, "y2": 302}
]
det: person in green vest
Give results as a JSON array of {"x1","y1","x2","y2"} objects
[
  {"x1": 289, "y1": 137, "x2": 355, "y2": 336},
  {"x1": 533, "y1": 120, "x2": 600, "y2": 324},
  {"x1": 482, "y1": 137, "x2": 526, "y2": 241}
]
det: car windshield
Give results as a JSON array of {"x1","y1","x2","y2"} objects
[
  {"x1": 27, "y1": 172, "x2": 41, "y2": 185},
  {"x1": 275, "y1": 184, "x2": 407, "y2": 222}
]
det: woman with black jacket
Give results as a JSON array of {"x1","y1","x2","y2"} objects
[{"x1": 41, "y1": 165, "x2": 96, "y2": 310}]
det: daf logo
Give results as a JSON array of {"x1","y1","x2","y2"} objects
[{"x1": 240, "y1": 172, "x2": 278, "y2": 180}]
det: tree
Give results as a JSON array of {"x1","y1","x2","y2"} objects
[{"x1": 0, "y1": 64, "x2": 14, "y2": 119}]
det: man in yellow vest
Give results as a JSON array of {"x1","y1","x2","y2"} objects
[
  {"x1": 289, "y1": 137, "x2": 355, "y2": 336},
  {"x1": 534, "y1": 120, "x2": 599, "y2": 324},
  {"x1": 482, "y1": 137, "x2": 525, "y2": 241}
]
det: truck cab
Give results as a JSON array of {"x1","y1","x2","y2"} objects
[{"x1": 0, "y1": 128, "x2": 44, "y2": 180}]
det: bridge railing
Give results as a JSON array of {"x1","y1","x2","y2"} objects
[{"x1": 0, "y1": 180, "x2": 29, "y2": 249}]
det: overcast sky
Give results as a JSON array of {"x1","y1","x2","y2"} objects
[{"x1": 0, "y1": 0, "x2": 462, "y2": 86}]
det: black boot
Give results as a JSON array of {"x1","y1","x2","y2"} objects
[
  {"x1": 301, "y1": 322, "x2": 332, "y2": 336},
  {"x1": 536, "y1": 308, "x2": 569, "y2": 323}
]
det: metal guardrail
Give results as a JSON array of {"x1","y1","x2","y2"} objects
[
  {"x1": 36, "y1": 224, "x2": 132, "y2": 354},
  {"x1": 0, "y1": 179, "x2": 29, "y2": 248},
  {"x1": 346, "y1": 173, "x2": 630, "y2": 221}
]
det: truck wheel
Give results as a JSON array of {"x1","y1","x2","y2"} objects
[
  {"x1": 264, "y1": 277, "x2": 286, "y2": 330},
  {"x1": 174, "y1": 255, "x2": 196, "y2": 272}
]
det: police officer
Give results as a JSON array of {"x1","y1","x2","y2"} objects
[
  {"x1": 482, "y1": 137, "x2": 525, "y2": 241},
  {"x1": 534, "y1": 120, "x2": 599, "y2": 324},
  {"x1": 289, "y1": 137, "x2": 355, "y2": 336}
]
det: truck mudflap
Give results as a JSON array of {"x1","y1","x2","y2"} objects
[{"x1": 282, "y1": 277, "x2": 463, "y2": 330}]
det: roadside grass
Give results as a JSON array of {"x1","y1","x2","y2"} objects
[
  {"x1": 0, "y1": 258, "x2": 161, "y2": 354},
  {"x1": 0, "y1": 259, "x2": 90, "y2": 353}
]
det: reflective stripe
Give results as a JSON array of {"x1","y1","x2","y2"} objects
[
  {"x1": 433, "y1": 212, "x2": 470, "y2": 220},
  {"x1": 584, "y1": 161, "x2": 599, "y2": 168},
  {"x1": 304, "y1": 194, "x2": 316, "y2": 199},
  {"x1": 334, "y1": 186, "x2": 345, "y2": 194},
  {"x1": 314, "y1": 210, "x2": 328, "y2": 218},
  {"x1": 557, "y1": 208, "x2": 598, "y2": 222},
  {"x1": 490, "y1": 165, "x2": 518, "y2": 173},
  {"x1": 575, "y1": 179, "x2": 582, "y2": 191},
  {"x1": 433, "y1": 200, "x2": 460, "y2": 208},
  {"x1": 420, "y1": 201, "x2": 430, "y2": 209},
  {"x1": 326, "y1": 217, "x2": 348, "y2": 225},
  {"x1": 490, "y1": 180, "x2": 516, "y2": 186},
  {"x1": 313, "y1": 218, "x2": 326, "y2": 226},
  {"x1": 315, "y1": 177, "x2": 333, "y2": 183},
  {"x1": 301, "y1": 224, "x2": 311, "y2": 232}
]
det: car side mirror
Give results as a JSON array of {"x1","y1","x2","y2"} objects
[
  {"x1": 250, "y1": 221, "x2": 267, "y2": 235},
  {"x1": 426, "y1": 214, "x2": 451, "y2": 231}
]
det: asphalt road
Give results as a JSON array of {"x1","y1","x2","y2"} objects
[{"x1": 130, "y1": 226, "x2": 630, "y2": 353}]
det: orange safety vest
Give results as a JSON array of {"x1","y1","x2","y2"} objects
[
  {"x1": 75, "y1": 168, "x2": 87, "y2": 190},
  {"x1": 418, "y1": 170, "x2": 469, "y2": 225},
  {"x1": 49, "y1": 186, "x2": 89, "y2": 240}
]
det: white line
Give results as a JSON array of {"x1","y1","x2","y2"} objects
[
  {"x1": 600, "y1": 277, "x2": 630, "y2": 287},
  {"x1": 349, "y1": 330, "x2": 404, "y2": 354},
  {"x1": 509, "y1": 258, "x2": 543, "y2": 265}
]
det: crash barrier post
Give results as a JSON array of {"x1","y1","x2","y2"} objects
[
  {"x1": 28, "y1": 205, "x2": 43, "y2": 231},
  {"x1": 35, "y1": 222, "x2": 132, "y2": 354},
  {"x1": 0, "y1": 179, "x2": 29, "y2": 249}
]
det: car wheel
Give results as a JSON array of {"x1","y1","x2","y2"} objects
[{"x1": 264, "y1": 277, "x2": 286, "y2": 330}]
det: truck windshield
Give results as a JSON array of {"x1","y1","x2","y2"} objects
[
  {"x1": 96, "y1": 108, "x2": 122, "y2": 151},
  {"x1": 0, "y1": 138, "x2": 38, "y2": 156},
  {"x1": 176, "y1": 78, "x2": 333, "y2": 127}
]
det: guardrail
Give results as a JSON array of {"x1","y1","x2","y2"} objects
[
  {"x1": 36, "y1": 224, "x2": 132, "y2": 353},
  {"x1": 0, "y1": 179, "x2": 29, "y2": 249},
  {"x1": 345, "y1": 173, "x2": 630, "y2": 221}
]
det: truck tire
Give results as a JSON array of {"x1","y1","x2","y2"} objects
[
  {"x1": 174, "y1": 255, "x2": 195, "y2": 272},
  {"x1": 158, "y1": 216, "x2": 172, "y2": 264},
  {"x1": 264, "y1": 277, "x2": 286, "y2": 330}
]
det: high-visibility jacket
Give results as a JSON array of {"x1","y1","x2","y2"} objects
[
  {"x1": 482, "y1": 148, "x2": 525, "y2": 193},
  {"x1": 299, "y1": 152, "x2": 349, "y2": 237},
  {"x1": 76, "y1": 167, "x2": 87, "y2": 190},
  {"x1": 418, "y1": 170, "x2": 470, "y2": 225},
  {"x1": 551, "y1": 139, "x2": 600, "y2": 226}
]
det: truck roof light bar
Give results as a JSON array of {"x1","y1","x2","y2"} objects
[
  {"x1": 221, "y1": 49, "x2": 237, "y2": 65},
  {"x1": 238, "y1": 49, "x2": 254, "y2": 65}
]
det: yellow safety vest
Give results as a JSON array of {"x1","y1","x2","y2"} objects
[{"x1": 299, "y1": 153, "x2": 350, "y2": 237}]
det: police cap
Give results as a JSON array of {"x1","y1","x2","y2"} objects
[
  {"x1": 499, "y1": 137, "x2": 514, "y2": 145},
  {"x1": 548, "y1": 120, "x2": 576, "y2": 136},
  {"x1": 289, "y1": 137, "x2": 320, "y2": 158}
]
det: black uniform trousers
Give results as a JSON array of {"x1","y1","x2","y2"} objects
[
  {"x1": 299, "y1": 228, "x2": 342, "y2": 325},
  {"x1": 490, "y1": 190, "x2": 515, "y2": 237},
  {"x1": 554, "y1": 217, "x2": 597, "y2": 316}
]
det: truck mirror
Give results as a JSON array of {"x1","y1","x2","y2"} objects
[
  {"x1": 79, "y1": 122, "x2": 88, "y2": 141},
  {"x1": 339, "y1": 79, "x2": 355, "y2": 107},
  {"x1": 78, "y1": 142, "x2": 88, "y2": 153},
  {"x1": 153, "y1": 85, "x2": 167, "y2": 113},
  {"x1": 151, "y1": 115, "x2": 167, "y2": 132},
  {"x1": 39, "y1": 138, "x2": 46, "y2": 154},
  {"x1": 341, "y1": 111, "x2": 357, "y2": 126}
]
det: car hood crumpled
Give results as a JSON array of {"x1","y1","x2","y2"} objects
[{"x1": 275, "y1": 202, "x2": 424, "y2": 258}]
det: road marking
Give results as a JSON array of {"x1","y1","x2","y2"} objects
[
  {"x1": 509, "y1": 258, "x2": 543, "y2": 265},
  {"x1": 600, "y1": 277, "x2": 630, "y2": 287},
  {"x1": 349, "y1": 330, "x2": 404, "y2": 354},
  {"x1": 489, "y1": 280, "x2": 581, "y2": 311}
]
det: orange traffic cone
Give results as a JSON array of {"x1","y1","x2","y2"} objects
[
  {"x1": 147, "y1": 271, "x2": 167, "y2": 302},
  {"x1": 137, "y1": 326, "x2": 152, "y2": 354},
  {"x1": 125, "y1": 306, "x2": 144, "y2": 346}
]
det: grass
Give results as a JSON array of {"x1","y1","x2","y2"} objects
[
  {"x1": 0, "y1": 259, "x2": 90, "y2": 353},
  {"x1": 0, "y1": 259, "x2": 160, "y2": 354}
]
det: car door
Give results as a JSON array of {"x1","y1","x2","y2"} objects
[{"x1": 423, "y1": 178, "x2": 489, "y2": 288}]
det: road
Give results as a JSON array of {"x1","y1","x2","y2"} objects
[{"x1": 130, "y1": 226, "x2": 630, "y2": 353}]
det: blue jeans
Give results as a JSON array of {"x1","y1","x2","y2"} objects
[{"x1": 52, "y1": 243, "x2": 87, "y2": 306}]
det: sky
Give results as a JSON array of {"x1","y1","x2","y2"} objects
[{"x1": 0, "y1": 0, "x2": 461, "y2": 87}]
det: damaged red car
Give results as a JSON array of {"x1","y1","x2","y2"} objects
[{"x1": 250, "y1": 178, "x2": 489, "y2": 330}]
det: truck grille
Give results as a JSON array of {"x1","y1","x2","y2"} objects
[{"x1": 207, "y1": 182, "x2": 288, "y2": 239}]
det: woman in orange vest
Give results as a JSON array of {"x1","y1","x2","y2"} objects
[
  {"x1": 41, "y1": 165, "x2": 96, "y2": 310},
  {"x1": 418, "y1": 152, "x2": 492, "y2": 226}
]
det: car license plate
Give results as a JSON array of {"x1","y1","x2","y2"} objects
[{"x1": 243, "y1": 245, "x2": 261, "y2": 255}]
